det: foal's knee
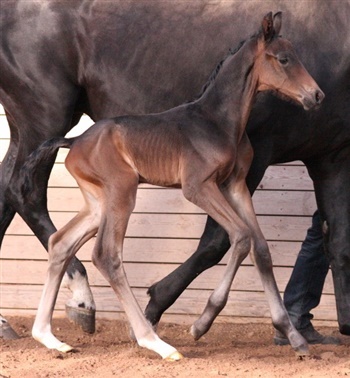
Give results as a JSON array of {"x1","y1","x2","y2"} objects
[
  {"x1": 230, "y1": 229, "x2": 251, "y2": 260},
  {"x1": 47, "y1": 232, "x2": 71, "y2": 267},
  {"x1": 91, "y1": 235, "x2": 123, "y2": 279},
  {"x1": 252, "y1": 239, "x2": 273, "y2": 271}
]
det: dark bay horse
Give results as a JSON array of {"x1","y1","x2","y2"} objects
[
  {"x1": 22, "y1": 13, "x2": 323, "y2": 359},
  {"x1": 0, "y1": 0, "x2": 349, "y2": 337}
]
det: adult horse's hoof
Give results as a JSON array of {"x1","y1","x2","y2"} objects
[
  {"x1": 339, "y1": 324, "x2": 350, "y2": 335},
  {"x1": 0, "y1": 321, "x2": 20, "y2": 340},
  {"x1": 164, "y1": 351, "x2": 184, "y2": 361},
  {"x1": 65, "y1": 304, "x2": 96, "y2": 334}
]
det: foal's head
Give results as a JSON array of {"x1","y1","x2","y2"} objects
[{"x1": 254, "y1": 12, "x2": 324, "y2": 110}]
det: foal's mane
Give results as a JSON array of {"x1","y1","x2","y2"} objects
[{"x1": 193, "y1": 34, "x2": 256, "y2": 101}]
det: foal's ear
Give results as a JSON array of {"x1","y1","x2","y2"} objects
[
  {"x1": 261, "y1": 11, "x2": 282, "y2": 42},
  {"x1": 273, "y1": 12, "x2": 282, "y2": 36},
  {"x1": 261, "y1": 12, "x2": 274, "y2": 41}
]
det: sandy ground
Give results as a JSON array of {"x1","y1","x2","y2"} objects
[{"x1": 1, "y1": 316, "x2": 349, "y2": 378}]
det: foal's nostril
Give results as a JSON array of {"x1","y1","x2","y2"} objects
[{"x1": 315, "y1": 89, "x2": 324, "y2": 104}]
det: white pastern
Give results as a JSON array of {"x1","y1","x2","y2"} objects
[
  {"x1": 138, "y1": 334, "x2": 183, "y2": 360},
  {"x1": 32, "y1": 326, "x2": 73, "y2": 353}
]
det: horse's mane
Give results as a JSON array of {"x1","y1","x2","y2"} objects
[{"x1": 193, "y1": 35, "x2": 255, "y2": 101}]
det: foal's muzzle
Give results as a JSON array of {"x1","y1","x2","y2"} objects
[{"x1": 301, "y1": 88, "x2": 325, "y2": 110}]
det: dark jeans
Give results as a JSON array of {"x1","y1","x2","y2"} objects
[{"x1": 283, "y1": 210, "x2": 330, "y2": 330}]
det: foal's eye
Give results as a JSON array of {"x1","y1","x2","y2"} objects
[{"x1": 278, "y1": 57, "x2": 289, "y2": 65}]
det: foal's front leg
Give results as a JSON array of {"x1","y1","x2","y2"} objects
[
  {"x1": 194, "y1": 172, "x2": 308, "y2": 355},
  {"x1": 181, "y1": 179, "x2": 253, "y2": 339},
  {"x1": 32, "y1": 208, "x2": 99, "y2": 351},
  {"x1": 189, "y1": 136, "x2": 308, "y2": 355},
  {"x1": 229, "y1": 183, "x2": 308, "y2": 354}
]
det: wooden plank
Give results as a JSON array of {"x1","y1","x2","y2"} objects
[
  {"x1": 5, "y1": 212, "x2": 314, "y2": 241},
  {"x1": 45, "y1": 187, "x2": 316, "y2": 215},
  {"x1": 2, "y1": 236, "x2": 200, "y2": 264},
  {"x1": 0, "y1": 235, "x2": 306, "y2": 267},
  {"x1": 0, "y1": 139, "x2": 9, "y2": 161},
  {"x1": 0, "y1": 259, "x2": 335, "y2": 294},
  {"x1": 64, "y1": 115, "x2": 94, "y2": 137},
  {"x1": 0, "y1": 122, "x2": 9, "y2": 138},
  {"x1": 0, "y1": 284, "x2": 337, "y2": 321},
  {"x1": 49, "y1": 163, "x2": 77, "y2": 187},
  {"x1": 259, "y1": 165, "x2": 313, "y2": 191},
  {"x1": 6, "y1": 212, "x2": 207, "y2": 238}
]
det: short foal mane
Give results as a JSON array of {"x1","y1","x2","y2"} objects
[{"x1": 193, "y1": 35, "x2": 257, "y2": 101}]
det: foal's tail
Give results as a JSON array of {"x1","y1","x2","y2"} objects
[{"x1": 21, "y1": 137, "x2": 74, "y2": 200}]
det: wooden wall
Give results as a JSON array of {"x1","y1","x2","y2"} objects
[{"x1": 0, "y1": 105, "x2": 337, "y2": 325}]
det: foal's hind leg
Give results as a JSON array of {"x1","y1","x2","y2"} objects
[
  {"x1": 32, "y1": 204, "x2": 100, "y2": 351},
  {"x1": 91, "y1": 182, "x2": 182, "y2": 360},
  {"x1": 1, "y1": 114, "x2": 95, "y2": 334}
]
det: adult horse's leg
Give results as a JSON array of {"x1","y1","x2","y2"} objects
[
  {"x1": 0, "y1": 115, "x2": 19, "y2": 246},
  {"x1": 145, "y1": 217, "x2": 230, "y2": 326},
  {"x1": 0, "y1": 135, "x2": 21, "y2": 339},
  {"x1": 18, "y1": 143, "x2": 96, "y2": 333},
  {"x1": 308, "y1": 149, "x2": 350, "y2": 335},
  {"x1": 32, "y1": 203, "x2": 100, "y2": 352},
  {"x1": 0, "y1": 101, "x2": 96, "y2": 334}
]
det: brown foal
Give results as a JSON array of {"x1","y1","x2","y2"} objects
[{"x1": 26, "y1": 12, "x2": 324, "y2": 360}]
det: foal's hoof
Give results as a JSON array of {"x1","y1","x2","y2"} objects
[
  {"x1": 65, "y1": 305, "x2": 96, "y2": 334},
  {"x1": 164, "y1": 351, "x2": 184, "y2": 361},
  {"x1": 129, "y1": 326, "x2": 136, "y2": 341},
  {"x1": 57, "y1": 343, "x2": 74, "y2": 353},
  {"x1": 293, "y1": 343, "x2": 310, "y2": 358},
  {"x1": 0, "y1": 322, "x2": 20, "y2": 340}
]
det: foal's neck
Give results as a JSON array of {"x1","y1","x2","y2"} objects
[{"x1": 196, "y1": 40, "x2": 259, "y2": 142}]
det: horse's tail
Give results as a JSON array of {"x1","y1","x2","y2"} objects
[{"x1": 21, "y1": 137, "x2": 74, "y2": 200}]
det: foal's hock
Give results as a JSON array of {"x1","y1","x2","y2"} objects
[{"x1": 25, "y1": 12, "x2": 324, "y2": 360}]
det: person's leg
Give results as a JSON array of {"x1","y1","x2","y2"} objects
[{"x1": 274, "y1": 210, "x2": 340, "y2": 345}]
